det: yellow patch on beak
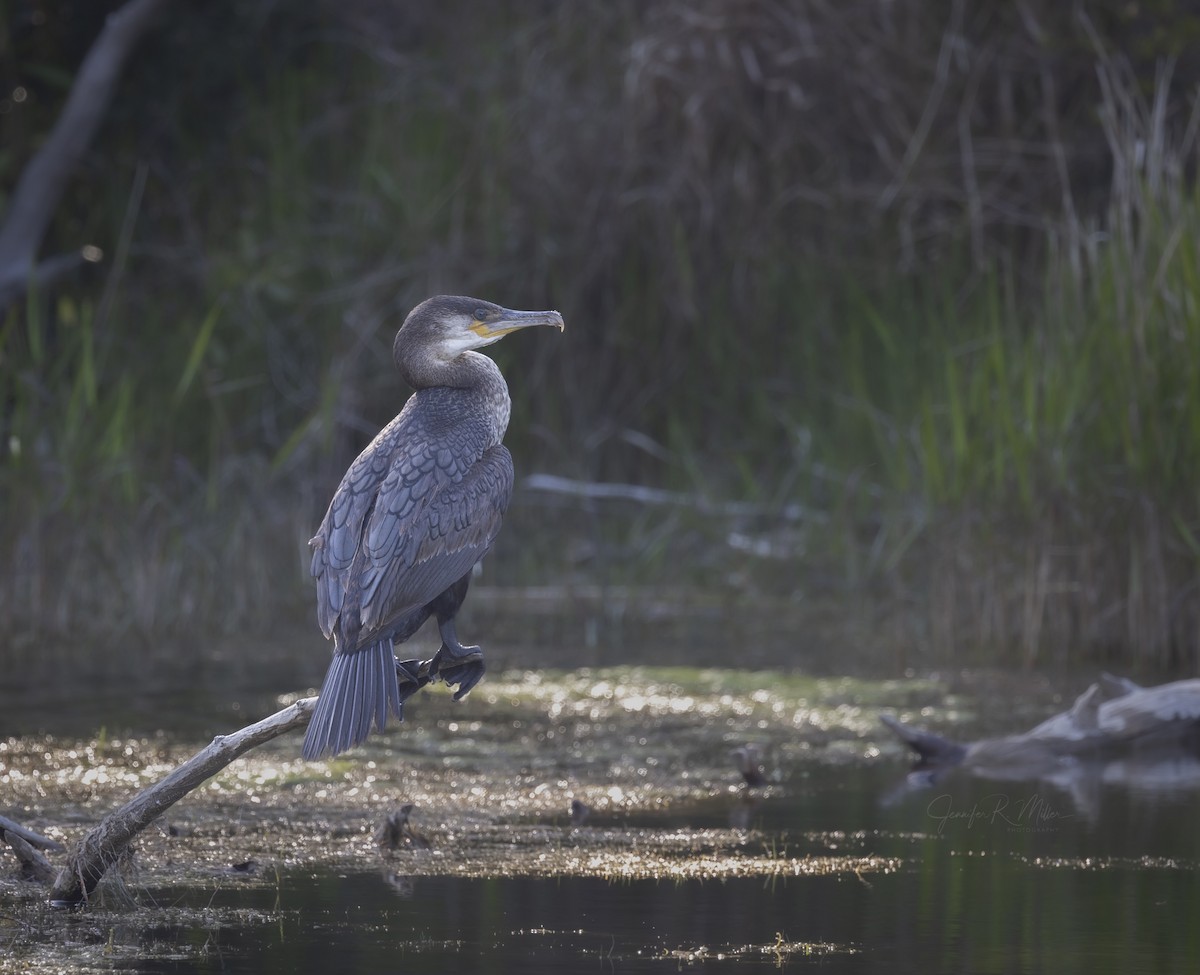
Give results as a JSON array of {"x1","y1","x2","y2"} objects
[
  {"x1": 470, "y1": 320, "x2": 524, "y2": 338},
  {"x1": 470, "y1": 310, "x2": 565, "y2": 338}
]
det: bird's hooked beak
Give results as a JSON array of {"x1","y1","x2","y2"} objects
[{"x1": 470, "y1": 307, "x2": 565, "y2": 340}]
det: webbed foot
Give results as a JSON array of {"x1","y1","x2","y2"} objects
[
  {"x1": 429, "y1": 645, "x2": 486, "y2": 701},
  {"x1": 395, "y1": 657, "x2": 434, "y2": 708}
]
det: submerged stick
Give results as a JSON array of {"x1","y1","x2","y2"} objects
[
  {"x1": 3, "y1": 830, "x2": 57, "y2": 885},
  {"x1": 0, "y1": 813, "x2": 65, "y2": 852},
  {"x1": 48, "y1": 696, "x2": 315, "y2": 908}
]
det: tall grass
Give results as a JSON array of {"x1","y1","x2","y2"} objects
[{"x1": 3, "y1": 1, "x2": 1200, "y2": 672}]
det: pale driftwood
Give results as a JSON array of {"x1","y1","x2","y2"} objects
[
  {"x1": 0, "y1": 813, "x2": 65, "y2": 852},
  {"x1": 3, "y1": 830, "x2": 57, "y2": 885},
  {"x1": 0, "y1": 0, "x2": 171, "y2": 310},
  {"x1": 523, "y1": 473, "x2": 825, "y2": 522},
  {"x1": 884, "y1": 675, "x2": 1200, "y2": 775},
  {"x1": 48, "y1": 695, "x2": 315, "y2": 908}
]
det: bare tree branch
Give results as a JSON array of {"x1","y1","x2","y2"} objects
[
  {"x1": 48, "y1": 695, "x2": 315, "y2": 908},
  {"x1": 0, "y1": 0, "x2": 171, "y2": 310}
]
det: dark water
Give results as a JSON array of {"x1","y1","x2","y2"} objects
[
  {"x1": 75, "y1": 762, "x2": 1200, "y2": 975},
  {"x1": 6, "y1": 656, "x2": 1200, "y2": 975}
]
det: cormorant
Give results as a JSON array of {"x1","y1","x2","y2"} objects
[{"x1": 303, "y1": 295, "x2": 563, "y2": 760}]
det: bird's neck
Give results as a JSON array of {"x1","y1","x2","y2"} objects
[
  {"x1": 398, "y1": 350, "x2": 512, "y2": 439},
  {"x1": 396, "y1": 345, "x2": 488, "y2": 388}
]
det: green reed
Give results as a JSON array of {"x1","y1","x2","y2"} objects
[{"x1": 5, "y1": 3, "x2": 1200, "y2": 668}]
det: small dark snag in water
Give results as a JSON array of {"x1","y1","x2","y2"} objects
[
  {"x1": 375, "y1": 804, "x2": 431, "y2": 851},
  {"x1": 569, "y1": 798, "x2": 591, "y2": 827},
  {"x1": 731, "y1": 744, "x2": 769, "y2": 789}
]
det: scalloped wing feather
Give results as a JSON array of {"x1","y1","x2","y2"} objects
[
  {"x1": 358, "y1": 446, "x2": 513, "y2": 633},
  {"x1": 309, "y1": 391, "x2": 511, "y2": 649}
]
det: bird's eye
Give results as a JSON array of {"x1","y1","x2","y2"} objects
[{"x1": 473, "y1": 307, "x2": 489, "y2": 321}]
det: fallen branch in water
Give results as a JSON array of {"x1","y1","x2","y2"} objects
[
  {"x1": 2, "y1": 828, "x2": 58, "y2": 884},
  {"x1": 46, "y1": 695, "x2": 315, "y2": 908},
  {"x1": 0, "y1": 813, "x2": 65, "y2": 852}
]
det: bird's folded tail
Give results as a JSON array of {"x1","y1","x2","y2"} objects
[{"x1": 303, "y1": 639, "x2": 402, "y2": 760}]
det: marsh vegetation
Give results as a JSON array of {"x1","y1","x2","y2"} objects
[
  {"x1": 5, "y1": 8, "x2": 1200, "y2": 972},
  {"x1": 4, "y1": 2, "x2": 1200, "y2": 671}
]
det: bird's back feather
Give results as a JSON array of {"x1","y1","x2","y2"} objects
[{"x1": 310, "y1": 386, "x2": 510, "y2": 651}]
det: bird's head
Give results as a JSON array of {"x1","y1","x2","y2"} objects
[{"x1": 398, "y1": 295, "x2": 564, "y2": 362}]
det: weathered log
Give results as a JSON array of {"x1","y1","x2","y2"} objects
[
  {"x1": 49, "y1": 695, "x2": 315, "y2": 908},
  {"x1": 884, "y1": 675, "x2": 1200, "y2": 775}
]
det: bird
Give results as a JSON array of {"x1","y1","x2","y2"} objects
[{"x1": 303, "y1": 295, "x2": 563, "y2": 760}]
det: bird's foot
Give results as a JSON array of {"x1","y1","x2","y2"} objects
[
  {"x1": 395, "y1": 657, "x2": 435, "y2": 707},
  {"x1": 428, "y1": 644, "x2": 486, "y2": 701}
]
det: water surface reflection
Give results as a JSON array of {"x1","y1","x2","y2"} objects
[
  {"x1": 118, "y1": 768, "x2": 1200, "y2": 975},
  {"x1": 4, "y1": 664, "x2": 1199, "y2": 974}
]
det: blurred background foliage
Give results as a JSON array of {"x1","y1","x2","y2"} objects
[{"x1": 3, "y1": 0, "x2": 1200, "y2": 673}]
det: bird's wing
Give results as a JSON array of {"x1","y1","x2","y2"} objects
[
  {"x1": 309, "y1": 397, "x2": 514, "y2": 646},
  {"x1": 357, "y1": 443, "x2": 514, "y2": 635},
  {"x1": 309, "y1": 405, "x2": 424, "y2": 641},
  {"x1": 361, "y1": 410, "x2": 484, "y2": 569}
]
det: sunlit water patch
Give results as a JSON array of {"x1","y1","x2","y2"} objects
[{"x1": 4, "y1": 666, "x2": 1200, "y2": 973}]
